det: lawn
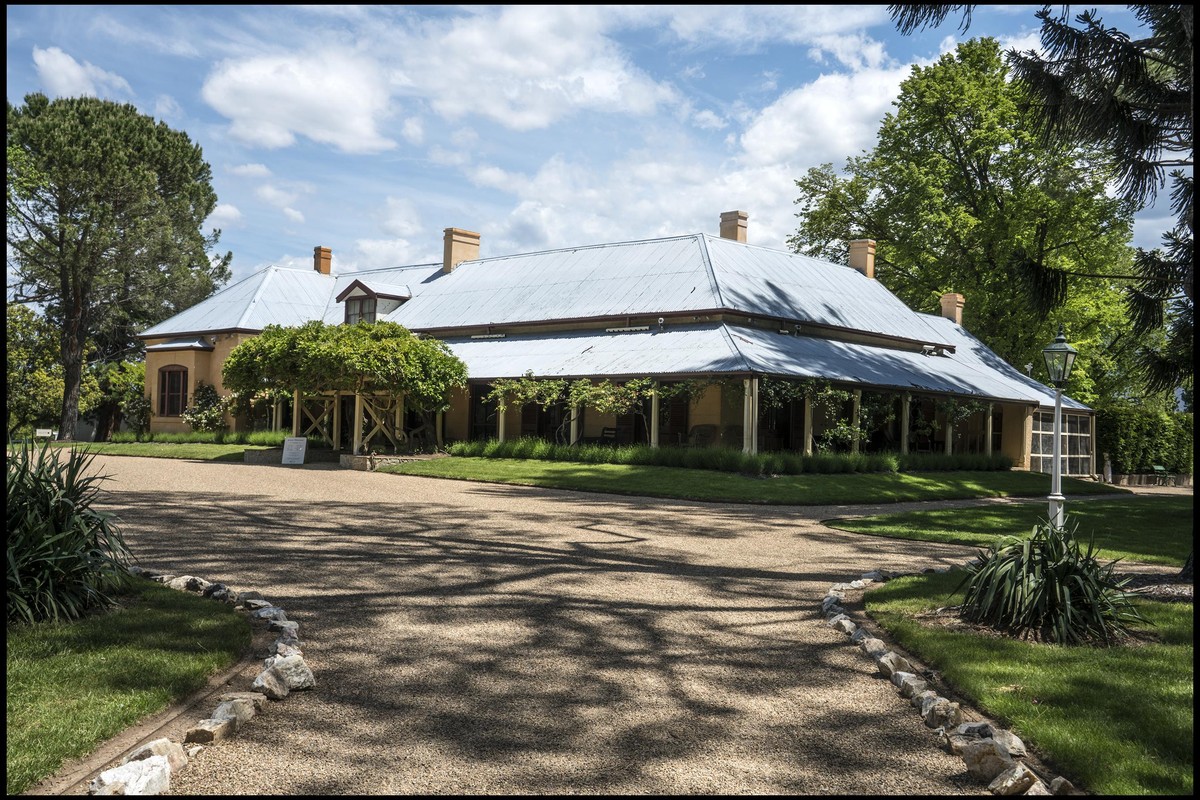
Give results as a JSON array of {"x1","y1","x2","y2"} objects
[
  {"x1": 379, "y1": 457, "x2": 1124, "y2": 505},
  {"x1": 44, "y1": 441, "x2": 274, "y2": 462},
  {"x1": 5, "y1": 579, "x2": 251, "y2": 794},
  {"x1": 865, "y1": 570, "x2": 1193, "y2": 795},
  {"x1": 827, "y1": 496, "x2": 1193, "y2": 566}
]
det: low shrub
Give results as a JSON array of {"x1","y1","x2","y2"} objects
[
  {"x1": 108, "y1": 430, "x2": 328, "y2": 448},
  {"x1": 445, "y1": 438, "x2": 949, "y2": 475},
  {"x1": 954, "y1": 518, "x2": 1147, "y2": 644},
  {"x1": 7, "y1": 442, "x2": 132, "y2": 624}
]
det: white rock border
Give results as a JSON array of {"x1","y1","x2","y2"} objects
[
  {"x1": 86, "y1": 566, "x2": 317, "y2": 796},
  {"x1": 821, "y1": 567, "x2": 1086, "y2": 797}
]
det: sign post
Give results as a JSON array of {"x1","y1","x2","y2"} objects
[{"x1": 281, "y1": 436, "x2": 308, "y2": 465}]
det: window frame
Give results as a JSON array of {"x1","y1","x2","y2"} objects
[
  {"x1": 345, "y1": 296, "x2": 377, "y2": 325},
  {"x1": 158, "y1": 365, "x2": 189, "y2": 417}
]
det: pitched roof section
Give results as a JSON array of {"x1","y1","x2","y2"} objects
[
  {"x1": 142, "y1": 235, "x2": 958, "y2": 354},
  {"x1": 388, "y1": 235, "x2": 719, "y2": 331},
  {"x1": 702, "y1": 236, "x2": 951, "y2": 347},
  {"x1": 141, "y1": 266, "x2": 334, "y2": 337},
  {"x1": 441, "y1": 324, "x2": 751, "y2": 381},
  {"x1": 388, "y1": 234, "x2": 953, "y2": 348},
  {"x1": 441, "y1": 321, "x2": 1086, "y2": 409}
]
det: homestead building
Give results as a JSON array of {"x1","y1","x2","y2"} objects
[{"x1": 139, "y1": 211, "x2": 1094, "y2": 476}]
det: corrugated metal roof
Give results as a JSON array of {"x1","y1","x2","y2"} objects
[
  {"x1": 703, "y1": 236, "x2": 952, "y2": 346},
  {"x1": 388, "y1": 236, "x2": 719, "y2": 330},
  {"x1": 441, "y1": 322, "x2": 1087, "y2": 409},
  {"x1": 441, "y1": 324, "x2": 750, "y2": 380},
  {"x1": 141, "y1": 266, "x2": 334, "y2": 336},
  {"x1": 144, "y1": 336, "x2": 213, "y2": 351}
]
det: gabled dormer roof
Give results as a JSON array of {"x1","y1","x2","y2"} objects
[{"x1": 334, "y1": 278, "x2": 412, "y2": 303}]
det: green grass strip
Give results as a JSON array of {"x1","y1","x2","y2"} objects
[
  {"x1": 379, "y1": 457, "x2": 1123, "y2": 505},
  {"x1": 827, "y1": 497, "x2": 1192, "y2": 566},
  {"x1": 6, "y1": 579, "x2": 251, "y2": 794},
  {"x1": 865, "y1": 571, "x2": 1193, "y2": 795},
  {"x1": 44, "y1": 442, "x2": 274, "y2": 462}
]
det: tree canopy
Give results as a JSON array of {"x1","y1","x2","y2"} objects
[
  {"x1": 789, "y1": 38, "x2": 1148, "y2": 407},
  {"x1": 222, "y1": 321, "x2": 468, "y2": 416},
  {"x1": 7, "y1": 94, "x2": 232, "y2": 440},
  {"x1": 6, "y1": 303, "x2": 98, "y2": 439},
  {"x1": 888, "y1": 4, "x2": 1193, "y2": 395}
]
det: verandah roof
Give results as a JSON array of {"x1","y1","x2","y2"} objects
[{"x1": 440, "y1": 321, "x2": 1089, "y2": 411}]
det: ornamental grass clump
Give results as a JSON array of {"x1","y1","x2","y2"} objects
[
  {"x1": 6, "y1": 442, "x2": 132, "y2": 624},
  {"x1": 954, "y1": 518, "x2": 1147, "y2": 645}
]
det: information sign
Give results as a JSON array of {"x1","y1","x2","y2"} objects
[{"x1": 281, "y1": 437, "x2": 308, "y2": 465}]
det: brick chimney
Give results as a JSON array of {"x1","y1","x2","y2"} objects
[
  {"x1": 940, "y1": 292, "x2": 965, "y2": 325},
  {"x1": 719, "y1": 210, "x2": 748, "y2": 242},
  {"x1": 313, "y1": 246, "x2": 332, "y2": 275},
  {"x1": 848, "y1": 239, "x2": 875, "y2": 279},
  {"x1": 443, "y1": 227, "x2": 481, "y2": 274}
]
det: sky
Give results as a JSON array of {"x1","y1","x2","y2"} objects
[{"x1": 6, "y1": 4, "x2": 1169, "y2": 288}]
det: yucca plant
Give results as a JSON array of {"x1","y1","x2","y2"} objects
[
  {"x1": 7, "y1": 442, "x2": 132, "y2": 624},
  {"x1": 954, "y1": 518, "x2": 1147, "y2": 645}
]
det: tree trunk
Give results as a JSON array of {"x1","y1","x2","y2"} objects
[
  {"x1": 92, "y1": 399, "x2": 123, "y2": 442},
  {"x1": 58, "y1": 327, "x2": 84, "y2": 441},
  {"x1": 1179, "y1": 551, "x2": 1193, "y2": 584}
]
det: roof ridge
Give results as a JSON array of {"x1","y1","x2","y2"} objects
[
  {"x1": 236, "y1": 266, "x2": 280, "y2": 330},
  {"x1": 696, "y1": 234, "x2": 726, "y2": 309}
]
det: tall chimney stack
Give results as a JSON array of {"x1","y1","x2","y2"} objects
[
  {"x1": 443, "y1": 227, "x2": 481, "y2": 274},
  {"x1": 939, "y1": 292, "x2": 965, "y2": 325},
  {"x1": 719, "y1": 210, "x2": 748, "y2": 243},
  {"x1": 313, "y1": 246, "x2": 332, "y2": 275},
  {"x1": 848, "y1": 239, "x2": 875, "y2": 279}
]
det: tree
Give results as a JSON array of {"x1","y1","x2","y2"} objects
[
  {"x1": 7, "y1": 303, "x2": 70, "y2": 439},
  {"x1": 889, "y1": 4, "x2": 1193, "y2": 396},
  {"x1": 789, "y1": 38, "x2": 1148, "y2": 407},
  {"x1": 222, "y1": 321, "x2": 468, "y2": 447},
  {"x1": 7, "y1": 94, "x2": 231, "y2": 441},
  {"x1": 88, "y1": 360, "x2": 148, "y2": 442}
]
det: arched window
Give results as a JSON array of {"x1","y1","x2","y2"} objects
[{"x1": 158, "y1": 366, "x2": 189, "y2": 416}]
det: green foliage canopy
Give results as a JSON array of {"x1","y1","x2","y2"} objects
[
  {"x1": 222, "y1": 321, "x2": 468, "y2": 415},
  {"x1": 6, "y1": 303, "x2": 98, "y2": 439},
  {"x1": 7, "y1": 94, "x2": 231, "y2": 440},
  {"x1": 788, "y1": 38, "x2": 1151, "y2": 408}
]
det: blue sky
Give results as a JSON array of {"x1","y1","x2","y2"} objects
[{"x1": 7, "y1": 4, "x2": 1167, "y2": 287}]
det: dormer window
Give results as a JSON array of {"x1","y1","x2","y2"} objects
[{"x1": 346, "y1": 296, "x2": 377, "y2": 324}]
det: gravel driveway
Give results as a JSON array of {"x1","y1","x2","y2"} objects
[{"x1": 89, "y1": 455, "x2": 1001, "y2": 795}]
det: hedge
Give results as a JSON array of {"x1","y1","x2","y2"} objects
[{"x1": 1095, "y1": 406, "x2": 1192, "y2": 475}]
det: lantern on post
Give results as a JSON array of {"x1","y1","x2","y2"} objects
[{"x1": 1042, "y1": 325, "x2": 1078, "y2": 528}]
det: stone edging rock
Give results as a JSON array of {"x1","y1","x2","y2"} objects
[
  {"x1": 822, "y1": 567, "x2": 1086, "y2": 797},
  {"x1": 86, "y1": 568, "x2": 315, "y2": 796}
]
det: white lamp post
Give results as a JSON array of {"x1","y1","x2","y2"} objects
[{"x1": 1042, "y1": 325, "x2": 1078, "y2": 528}]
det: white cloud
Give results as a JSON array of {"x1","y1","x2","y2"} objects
[
  {"x1": 401, "y1": 117, "x2": 424, "y2": 145},
  {"x1": 999, "y1": 31, "x2": 1044, "y2": 56},
  {"x1": 692, "y1": 109, "x2": 726, "y2": 130},
  {"x1": 153, "y1": 94, "x2": 182, "y2": 120},
  {"x1": 87, "y1": 14, "x2": 200, "y2": 57},
  {"x1": 207, "y1": 203, "x2": 243, "y2": 229},
  {"x1": 282, "y1": 207, "x2": 305, "y2": 223},
  {"x1": 394, "y1": 6, "x2": 677, "y2": 130},
  {"x1": 379, "y1": 197, "x2": 423, "y2": 238},
  {"x1": 627, "y1": 6, "x2": 892, "y2": 49},
  {"x1": 738, "y1": 66, "x2": 911, "y2": 168},
  {"x1": 807, "y1": 33, "x2": 889, "y2": 71},
  {"x1": 256, "y1": 184, "x2": 301, "y2": 208},
  {"x1": 230, "y1": 163, "x2": 272, "y2": 178},
  {"x1": 201, "y1": 50, "x2": 396, "y2": 153},
  {"x1": 31, "y1": 46, "x2": 132, "y2": 98},
  {"x1": 344, "y1": 238, "x2": 430, "y2": 271}
]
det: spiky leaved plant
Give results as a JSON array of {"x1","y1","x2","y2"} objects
[
  {"x1": 954, "y1": 518, "x2": 1147, "y2": 645},
  {"x1": 7, "y1": 441, "x2": 132, "y2": 624}
]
